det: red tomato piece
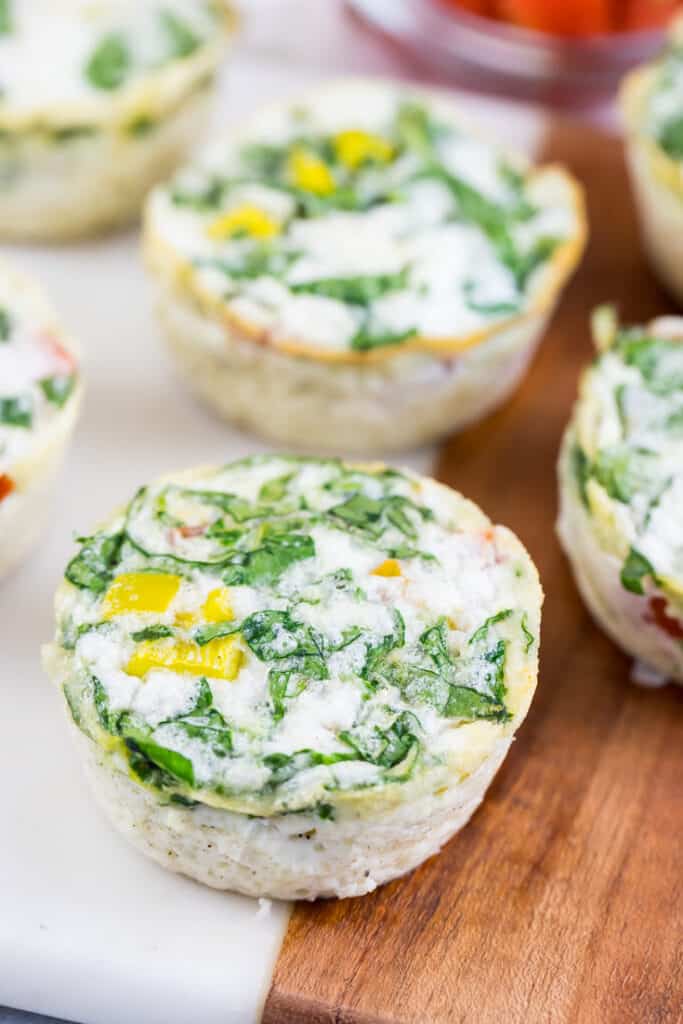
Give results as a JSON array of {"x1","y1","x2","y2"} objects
[
  {"x1": 647, "y1": 596, "x2": 683, "y2": 641},
  {"x1": 624, "y1": 1, "x2": 680, "y2": 30},
  {"x1": 495, "y1": 0, "x2": 612, "y2": 35},
  {"x1": 0, "y1": 473, "x2": 14, "y2": 502}
]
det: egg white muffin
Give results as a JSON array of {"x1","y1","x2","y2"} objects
[
  {"x1": 143, "y1": 79, "x2": 586, "y2": 453},
  {"x1": 0, "y1": 0, "x2": 235, "y2": 241},
  {"x1": 44, "y1": 455, "x2": 542, "y2": 899},
  {"x1": 0, "y1": 259, "x2": 81, "y2": 577},
  {"x1": 558, "y1": 308, "x2": 683, "y2": 685},
  {"x1": 621, "y1": 16, "x2": 683, "y2": 305}
]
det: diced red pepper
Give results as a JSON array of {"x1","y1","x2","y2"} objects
[
  {"x1": 42, "y1": 332, "x2": 76, "y2": 373},
  {"x1": 0, "y1": 474, "x2": 14, "y2": 502},
  {"x1": 647, "y1": 596, "x2": 683, "y2": 641}
]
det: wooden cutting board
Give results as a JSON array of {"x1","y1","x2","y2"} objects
[{"x1": 263, "y1": 119, "x2": 683, "y2": 1024}]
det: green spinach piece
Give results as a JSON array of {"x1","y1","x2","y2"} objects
[
  {"x1": 39, "y1": 374, "x2": 76, "y2": 408},
  {"x1": 657, "y1": 117, "x2": 683, "y2": 160},
  {"x1": 85, "y1": 34, "x2": 130, "y2": 91},
  {"x1": 0, "y1": 0, "x2": 11, "y2": 34},
  {"x1": 0, "y1": 307, "x2": 11, "y2": 340},
  {"x1": 591, "y1": 446, "x2": 658, "y2": 504},
  {"x1": 340, "y1": 710, "x2": 420, "y2": 770},
  {"x1": 131, "y1": 624, "x2": 174, "y2": 642},
  {"x1": 65, "y1": 532, "x2": 124, "y2": 594},
  {"x1": 221, "y1": 527, "x2": 315, "y2": 586},
  {"x1": 290, "y1": 269, "x2": 409, "y2": 307},
  {"x1": 620, "y1": 547, "x2": 656, "y2": 595},
  {"x1": 469, "y1": 609, "x2": 513, "y2": 645},
  {"x1": 160, "y1": 9, "x2": 200, "y2": 58},
  {"x1": 350, "y1": 324, "x2": 418, "y2": 352},
  {"x1": 521, "y1": 613, "x2": 535, "y2": 654},
  {"x1": 0, "y1": 394, "x2": 32, "y2": 428},
  {"x1": 263, "y1": 748, "x2": 355, "y2": 786},
  {"x1": 572, "y1": 443, "x2": 591, "y2": 508},
  {"x1": 616, "y1": 331, "x2": 683, "y2": 395},
  {"x1": 166, "y1": 678, "x2": 232, "y2": 758},
  {"x1": 241, "y1": 609, "x2": 328, "y2": 719}
]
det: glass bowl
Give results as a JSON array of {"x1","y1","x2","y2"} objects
[{"x1": 346, "y1": 0, "x2": 669, "y2": 103}]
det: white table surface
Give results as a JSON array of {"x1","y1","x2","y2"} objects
[{"x1": 0, "y1": 2, "x2": 552, "y2": 1021}]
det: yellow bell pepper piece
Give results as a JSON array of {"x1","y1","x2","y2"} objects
[
  {"x1": 126, "y1": 635, "x2": 243, "y2": 681},
  {"x1": 371, "y1": 558, "x2": 401, "y2": 578},
  {"x1": 207, "y1": 204, "x2": 280, "y2": 241},
  {"x1": 202, "y1": 587, "x2": 235, "y2": 623},
  {"x1": 102, "y1": 573, "x2": 181, "y2": 619},
  {"x1": 173, "y1": 587, "x2": 234, "y2": 629},
  {"x1": 334, "y1": 130, "x2": 394, "y2": 170},
  {"x1": 288, "y1": 147, "x2": 336, "y2": 195}
]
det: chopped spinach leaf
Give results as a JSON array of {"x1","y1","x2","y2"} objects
[
  {"x1": 128, "y1": 737, "x2": 195, "y2": 785},
  {"x1": 84, "y1": 34, "x2": 130, "y2": 91},
  {"x1": 160, "y1": 9, "x2": 200, "y2": 58},
  {"x1": 350, "y1": 324, "x2": 418, "y2": 352},
  {"x1": 572, "y1": 443, "x2": 590, "y2": 508},
  {"x1": 469, "y1": 609, "x2": 513, "y2": 645},
  {"x1": 0, "y1": 394, "x2": 32, "y2": 428},
  {"x1": 620, "y1": 547, "x2": 656, "y2": 595},
  {"x1": 340, "y1": 710, "x2": 420, "y2": 770},
  {"x1": 65, "y1": 532, "x2": 124, "y2": 594},
  {"x1": 39, "y1": 373, "x2": 76, "y2": 408},
  {"x1": 131, "y1": 624, "x2": 174, "y2": 642},
  {"x1": 290, "y1": 269, "x2": 409, "y2": 306},
  {"x1": 0, "y1": 306, "x2": 10, "y2": 341},
  {"x1": 0, "y1": 0, "x2": 11, "y2": 34},
  {"x1": 521, "y1": 613, "x2": 535, "y2": 653}
]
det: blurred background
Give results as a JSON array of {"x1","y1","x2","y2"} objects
[{"x1": 240, "y1": 0, "x2": 679, "y2": 119}]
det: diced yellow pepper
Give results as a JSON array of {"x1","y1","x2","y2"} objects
[
  {"x1": 126, "y1": 636, "x2": 243, "y2": 681},
  {"x1": 206, "y1": 204, "x2": 280, "y2": 241},
  {"x1": 371, "y1": 558, "x2": 401, "y2": 578},
  {"x1": 334, "y1": 130, "x2": 394, "y2": 170},
  {"x1": 174, "y1": 610, "x2": 198, "y2": 628},
  {"x1": 102, "y1": 573, "x2": 181, "y2": 619},
  {"x1": 202, "y1": 587, "x2": 234, "y2": 623},
  {"x1": 288, "y1": 147, "x2": 336, "y2": 195}
]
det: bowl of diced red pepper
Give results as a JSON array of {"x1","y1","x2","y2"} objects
[{"x1": 347, "y1": 0, "x2": 679, "y2": 99}]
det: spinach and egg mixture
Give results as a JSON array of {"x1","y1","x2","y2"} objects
[
  {"x1": 0, "y1": 271, "x2": 78, "y2": 496},
  {"x1": 569, "y1": 312, "x2": 683, "y2": 621},
  {"x1": 644, "y1": 32, "x2": 683, "y2": 162},
  {"x1": 0, "y1": 0, "x2": 228, "y2": 125},
  {"x1": 55, "y1": 456, "x2": 541, "y2": 815},
  {"x1": 145, "y1": 80, "x2": 583, "y2": 357}
]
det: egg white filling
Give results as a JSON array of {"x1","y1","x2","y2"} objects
[
  {"x1": 55, "y1": 457, "x2": 539, "y2": 813},
  {"x1": 0, "y1": 0, "x2": 223, "y2": 118},
  {"x1": 0, "y1": 271, "x2": 78, "y2": 472},
  {"x1": 570, "y1": 316, "x2": 683, "y2": 603},
  {"x1": 146, "y1": 80, "x2": 580, "y2": 355}
]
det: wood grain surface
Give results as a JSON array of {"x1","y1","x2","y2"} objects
[{"x1": 263, "y1": 119, "x2": 683, "y2": 1024}]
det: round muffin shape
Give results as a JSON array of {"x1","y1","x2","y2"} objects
[
  {"x1": 44, "y1": 455, "x2": 542, "y2": 899},
  {"x1": 0, "y1": 258, "x2": 82, "y2": 577},
  {"x1": 621, "y1": 15, "x2": 683, "y2": 306},
  {"x1": 558, "y1": 309, "x2": 683, "y2": 685},
  {"x1": 144, "y1": 78, "x2": 586, "y2": 453},
  {"x1": 0, "y1": 1, "x2": 235, "y2": 241}
]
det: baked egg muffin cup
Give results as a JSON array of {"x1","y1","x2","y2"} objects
[
  {"x1": 144, "y1": 79, "x2": 586, "y2": 453},
  {"x1": 44, "y1": 455, "x2": 542, "y2": 899},
  {"x1": 0, "y1": 1, "x2": 236, "y2": 241}
]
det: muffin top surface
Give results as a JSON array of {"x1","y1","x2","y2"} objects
[
  {"x1": 570, "y1": 312, "x2": 683, "y2": 600},
  {"x1": 55, "y1": 456, "x2": 541, "y2": 815},
  {"x1": 146, "y1": 79, "x2": 584, "y2": 360},
  {"x1": 0, "y1": 263, "x2": 79, "y2": 478},
  {"x1": 0, "y1": 0, "x2": 230, "y2": 124}
]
